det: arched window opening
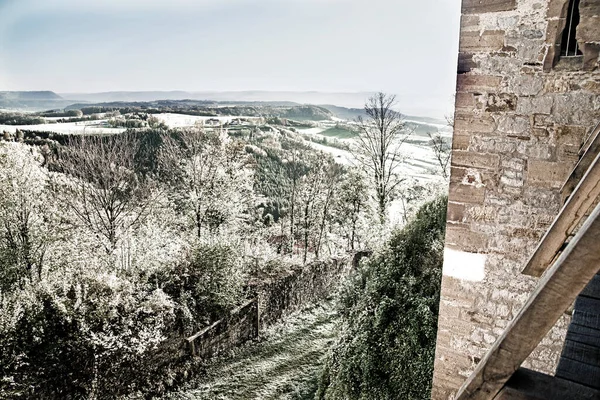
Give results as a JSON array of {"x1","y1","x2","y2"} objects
[{"x1": 560, "y1": 0, "x2": 583, "y2": 57}]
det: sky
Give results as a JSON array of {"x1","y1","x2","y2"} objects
[{"x1": 0, "y1": 0, "x2": 461, "y2": 118}]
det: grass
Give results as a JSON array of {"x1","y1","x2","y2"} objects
[
  {"x1": 164, "y1": 302, "x2": 338, "y2": 400},
  {"x1": 319, "y1": 126, "x2": 356, "y2": 139}
]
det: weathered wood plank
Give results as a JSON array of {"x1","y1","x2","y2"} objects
[
  {"x1": 581, "y1": 273, "x2": 600, "y2": 300},
  {"x1": 566, "y1": 323, "x2": 600, "y2": 348},
  {"x1": 522, "y1": 150, "x2": 600, "y2": 277},
  {"x1": 561, "y1": 122, "x2": 600, "y2": 204},
  {"x1": 555, "y1": 356, "x2": 600, "y2": 389},
  {"x1": 558, "y1": 339, "x2": 600, "y2": 369},
  {"x1": 572, "y1": 296, "x2": 600, "y2": 330},
  {"x1": 455, "y1": 202, "x2": 600, "y2": 400},
  {"x1": 494, "y1": 368, "x2": 600, "y2": 400}
]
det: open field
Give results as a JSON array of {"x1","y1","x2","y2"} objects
[{"x1": 318, "y1": 126, "x2": 357, "y2": 139}]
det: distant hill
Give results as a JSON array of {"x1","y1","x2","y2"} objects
[
  {"x1": 319, "y1": 104, "x2": 367, "y2": 120},
  {"x1": 0, "y1": 91, "x2": 63, "y2": 101},
  {"x1": 0, "y1": 91, "x2": 75, "y2": 111},
  {"x1": 63, "y1": 100, "x2": 335, "y2": 121},
  {"x1": 59, "y1": 91, "x2": 375, "y2": 109}
]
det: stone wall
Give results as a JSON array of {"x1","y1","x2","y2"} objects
[
  {"x1": 432, "y1": 0, "x2": 600, "y2": 398},
  {"x1": 186, "y1": 256, "x2": 354, "y2": 359}
]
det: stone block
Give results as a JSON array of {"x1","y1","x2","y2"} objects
[
  {"x1": 545, "y1": 18, "x2": 566, "y2": 43},
  {"x1": 558, "y1": 144, "x2": 580, "y2": 163},
  {"x1": 527, "y1": 160, "x2": 573, "y2": 187},
  {"x1": 578, "y1": 15, "x2": 600, "y2": 48},
  {"x1": 461, "y1": 14, "x2": 480, "y2": 31},
  {"x1": 460, "y1": 14, "x2": 479, "y2": 33},
  {"x1": 462, "y1": 0, "x2": 517, "y2": 14},
  {"x1": 516, "y1": 96, "x2": 554, "y2": 115},
  {"x1": 467, "y1": 205, "x2": 499, "y2": 222},
  {"x1": 457, "y1": 74, "x2": 503, "y2": 92},
  {"x1": 447, "y1": 202, "x2": 466, "y2": 222},
  {"x1": 456, "y1": 92, "x2": 476, "y2": 109},
  {"x1": 458, "y1": 52, "x2": 477, "y2": 74},
  {"x1": 546, "y1": 0, "x2": 570, "y2": 18},
  {"x1": 517, "y1": 142, "x2": 553, "y2": 160},
  {"x1": 485, "y1": 93, "x2": 517, "y2": 112},
  {"x1": 582, "y1": 78, "x2": 600, "y2": 94},
  {"x1": 452, "y1": 150, "x2": 501, "y2": 170},
  {"x1": 454, "y1": 113, "x2": 497, "y2": 133},
  {"x1": 460, "y1": 30, "x2": 505, "y2": 52},
  {"x1": 508, "y1": 75, "x2": 544, "y2": 96},
  {"x1": 580, "y1": 1, "x2": 600, "y2": 21},
  {"x1": 582, "y1": 43, "x2": 600, "y2": 71},
  {"x1": 445, "y1": 224, "x2": 489, "y2": 252},
  {"x1": 553, "y1": 93, "x2": 597, "y2": 125},
  {"x1": 452, "y1": 132, "x2": 471, "y2": 150},
  {"x1": 497, "y1": 115, "x2": 531, "y2": 136},
  {"x1": 449, "y1": 182, "x2": 486, "y2": 204},
  {"x1": 555, "y1": 125, "x2": 587, "y2": 146}
]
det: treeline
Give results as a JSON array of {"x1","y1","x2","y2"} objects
[
  {"x1": 63, "y1": 102, "x2": 335, "y2": 121},
  {"x1": 0, "y1": 112, "x2": 45, "y2": 125},
  {"x1": 0, "y1": 126, "x2": 377, "y2": 397}
]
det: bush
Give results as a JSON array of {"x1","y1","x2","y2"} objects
[
  {"x1": 0, "y1": 275, "x2": 176, "y2": 398},
  {"x1": 317, "y1": 196, "x2": 447, "y2": 400},
  {"x1": 155, "y1": 242, "x2": 246, "y2": 333}
]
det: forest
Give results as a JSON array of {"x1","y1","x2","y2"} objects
[
  {"x1": 0, "y1": 93, "x2": 448, "y2": 399},
  {"x1": 0, "y1": 123, "x2": 380, "y2": 396}
]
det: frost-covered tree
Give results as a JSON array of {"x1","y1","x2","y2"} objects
[
  {"x1": 332, "y1": 170, "x2": 371, "y2": 251},
  {"x1": 54, "y1": 134, "x2": 155, "y2": 255},
  {"x1": 427, "y1": 132, "x2": 451, "y2": 180},
  {"x1": 352, "y1": 93, "x2": 412, "y2": 223},
  {"x1": 0, "y1": 143, "x2": 50, "y2": 290},
  {"x1": 159, "y1": 128, "x2": 253, "y2": 240}
]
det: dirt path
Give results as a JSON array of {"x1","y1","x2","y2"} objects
[{"x1": 164, "y1": 302, "x2": 337, "y2": 400}]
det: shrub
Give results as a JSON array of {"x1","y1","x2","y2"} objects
[
  {"x1": 317, "y1": 196, "x2": 447, "y2": 400},
  {"x1": 155, "y1": 242, "x2": 246, "y2": 332},
  {"x1": 0, "y1": 275, "x2": 176, "y2": 398}
]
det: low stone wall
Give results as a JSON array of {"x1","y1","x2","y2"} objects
[
  {"x1": 185, "y1": 255, "x2": 357, "y2": 358},
  {"x1": 253, "y1": 256, "x2": 350, "y2": 327},
  {"x1": 187, "y1": 298, "x2": 259, "y2": 358}
]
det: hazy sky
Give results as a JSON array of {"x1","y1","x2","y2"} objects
[{"x1": 0, "y1": 0, "x2": 461, "y2": 117}]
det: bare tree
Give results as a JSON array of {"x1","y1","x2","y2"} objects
[
  {"x1": 158, "y1": 128, "x2": 252, "y2": 239},
  {"x1": 352, "y1": 92, "x2": 412, "y2": 223},
  {"x1": 55, "y1": 134, "x2": 153, "y2": 254},
  {"x1": 314, "y1": 161, "x2": 342, "y2": 259},
  {"x1": 427, "y1": 132, "x2": 451, "y2": 180}
]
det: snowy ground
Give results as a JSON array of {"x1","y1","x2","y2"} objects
[
  {"x1": 153, "y1": 113, "x2": 262, "y2": 127},
  {"x1": 295, "y1": 125, "x2": 449, "y2": 225},
  {"x1": 164, "y1": 302, "x2": 337, "y2": 400},
  {"x1": 0, "y1": 121, "x2": 125, "y2": 135}
]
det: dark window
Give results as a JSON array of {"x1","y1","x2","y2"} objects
[{"x1": 560, "y1": 0, "x2": 583, "y2": 57}]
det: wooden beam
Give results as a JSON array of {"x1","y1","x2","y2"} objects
[
  {"x1": 560, "y1": 122, "x2": 600, "y2": 205},
  {"x1": 494, "y1": 368, "x2": 600, "y2": 400},
  {"x1": 455, "y1": 202, "x2": 600, "y2": 400},
  {"x1": 523, "y1": 149, "x2": 600, "y2": 277}
]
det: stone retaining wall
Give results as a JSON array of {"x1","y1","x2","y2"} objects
[{"x1": 185, "y1": 255, "x2": 355, "y2": 359}]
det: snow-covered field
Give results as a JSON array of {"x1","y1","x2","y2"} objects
[
  {"x1": 153, "y1": 113, "x2": 262, "y2": 128},
  {"x1": 295, "y1": 124, "x2": 449, "y2": 226},
  {"x1": 0, "y1": 121, "x2": 125, "y2": 135}
]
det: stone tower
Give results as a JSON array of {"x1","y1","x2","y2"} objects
[{"x1": 432, "y1": 0, "x2": 600, "y2": 398}]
